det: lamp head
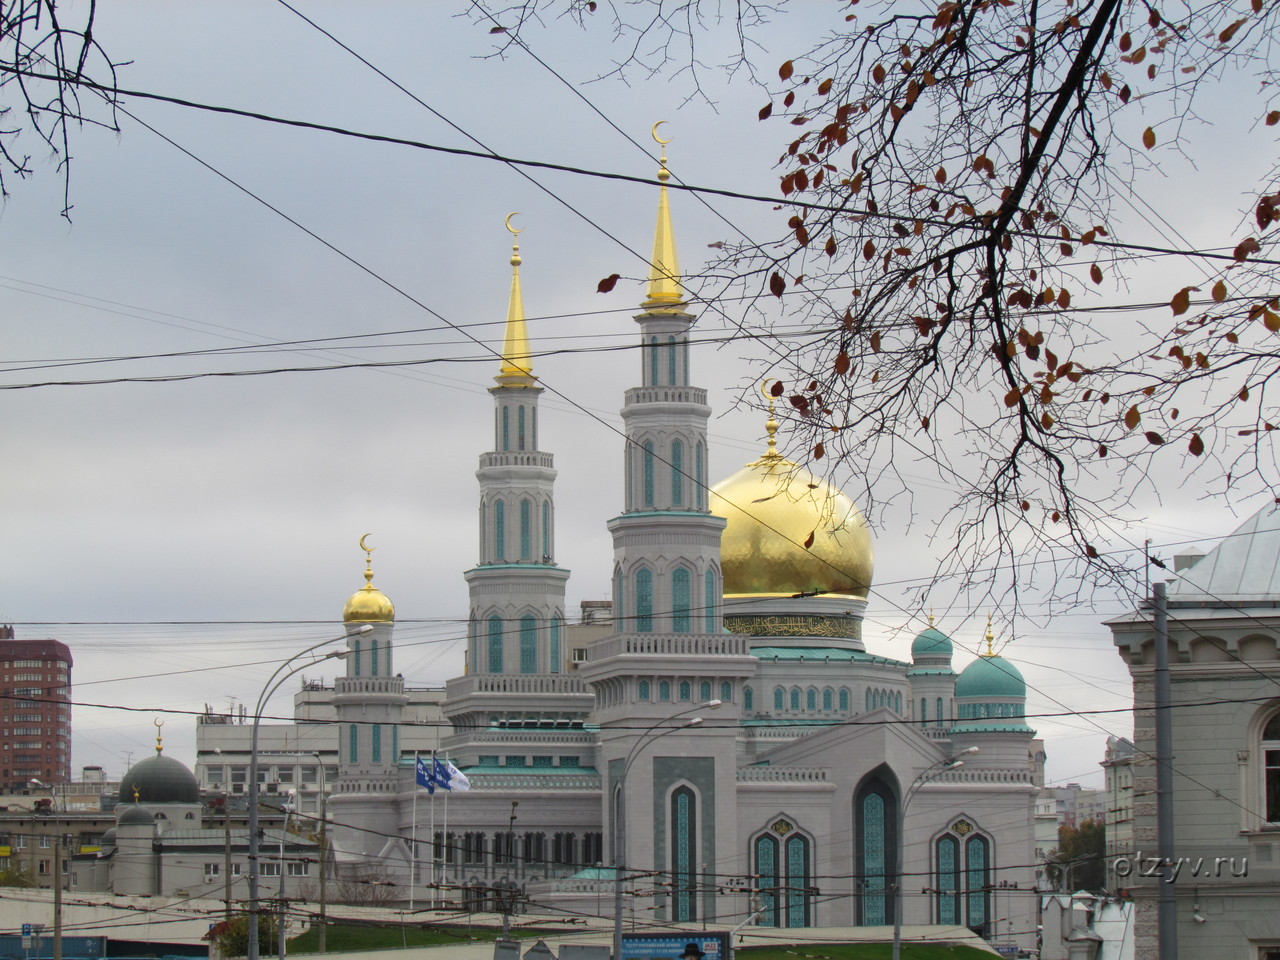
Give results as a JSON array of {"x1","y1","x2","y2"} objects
[
  {"x1": 354, "y1": 624, "x2": 374, "y2": 635},
  {"x1": 702, "y1": 699, "x2": 723, "y2": 710},
  {"x1": 686, "y1": 717, "x2": 704, "y2": 727}
]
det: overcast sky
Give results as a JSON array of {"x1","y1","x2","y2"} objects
[{"x1": 0, "y1": 2, "x2": 1268, "y2": 788}]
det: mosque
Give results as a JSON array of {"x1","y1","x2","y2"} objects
[{"x1": 86, "y1": 141, "x2": 1045, "y2": 953}]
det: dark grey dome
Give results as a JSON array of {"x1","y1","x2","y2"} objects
[
  {"x1": 117, "y1": 805, "x2": 155, "y2": 827},
  {"x1": 100, "y1": 826, "x2": 117, "y2": 847},
  {"x1": 119, "y1": 753, "x2": 199, "y2": 804}
]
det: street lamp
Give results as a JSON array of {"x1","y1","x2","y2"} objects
[
  {"x1": 891, "y1": 746, "x2": 979, "y2": 960},
  {"x1": 612, "y1": 699, "x2": 722, "y2": 960},
  {"x1": 247, "y1": 626, "x2": 368, "y2": 960},
  {"x1": 306, "y1": 752, "x2": 330, "y2": 954},
  {"x1": 29, "y1": 778, "x2": 61, "y2": 960}
]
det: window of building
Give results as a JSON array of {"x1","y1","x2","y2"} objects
[
  {"x1": 261, "y1": 862, "x2": 280, "y2": 877},
  {"x1": 494, "y1": 500, "x2": 506, "y2": 560},
  {"x1": 519, "y1": 616, "x2": 537, "y2": 674},
  {"x1": 823, "y1": 688, "x2": 834, "y2": 712},
  {"x1": 638, "y1": 680, "x2": 651, "y2": 701},
  {"x1": 550, "y1": 616, "x2": 562, "y2": 674},
  {"x1": 532, "y1": 756, "x2": 553, "y2": 768},
  {"x1": 643, "y1": 442, "x2": 655, "y2": 507},
  {"x1": 855, "y1": 772, "x2": 899, "y2": 926},
  {"x1": 701, "y1": 681, "x2": 713, "y2": 702},
  {"x1": 488, "y1": 615, "x2": 504, "y2": 674},
  {"x1": 704, "y1": 568, "x2": 716, "y2": 633},
  {"x1": 671, "y1": 786, "x2": 697, "y2": 922},
  {"x1": 744, "y1": 686, "x2": 754, "y2": 711},
  {"x1": 1263, "y1": 713, "x2": 1280, "y2": 821},
  {"x1": 505, "y1": 756, "x2": 526, "y2": 767},
  {"x1": 806, "y1": 688, "x2": 817, "y2": 711},
  {"x1": 672, "y1": 567, "x2": 691, "y2": 632},
  {"x1": 520, "y1": 499, "x2": 532, "y2": 561},
  {"x1": 753, "y1": 820, "x2": 812, "y2": 928},
  {"x1": 790, "y1": 687, "x2": 801, "y2": 711},
  {"x1": 671, "y1": 439, "x2": 684, "y2": 507},
  {"x1": 774, "y1": 687, "x2": 784, "y2": 711},
  {"x1": 558, "y1": 756, "x2": 581, "y2": 768},
  {"x1": 659, "y1": 680, "x2": 672, "y2": 701},
  {"x1": 679, "y1": 681, "x2": 691, "y2": 701},
  {"x1": 287, "y1": 862, "x2": 309, "y2": 877},
  {"x1": 204, "y1": 863, "x2": 220, "y2": 880},
  {"x1": 636, "y1": 568, "x2": 653, "y2": 633}
]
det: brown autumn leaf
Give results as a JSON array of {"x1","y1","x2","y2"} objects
[
  {"x1": 818, "y1": 78, "x2": 833, "y2": 96},
  {"x1": 1212, "y1": 279, "x2": 1227, "y2": 302},
  {"x1": 869, "y1": 331, "x2": 882, "y2": 353},
  {"x1": 1142, "y1": 126, "x2": 1156, "y2": 149},
  {"x1": 1189, "y1": 433, "x2": 1205, "y2": 456},
  {"x1": 1145, "y1": 431, "x2": 1165, "y2": 445},
  {"x1": 769, "y1": 272, "x2": 786, "y2": 298},
  {"x1": 1219, "y1": 18, "x2": 1247, "y2": 43},
  {"x1": 935, "y1": 166, "x2": 947, "y2": 184},
  {"x1": 1170, "y1": 286, "x2": 1197, "y2": 316},
  {"x1": 1085, "y1": 544, "x2": 1099, "y2": 559},
  {"x1": 825, "y1": 235, "x2": 837, "y2": 257},
  {"x1": 1090, "y1": 263, "x2": 1103, "y2": 284},
  {"x1": 833, "y1": 350, "x2": 850, "y2": 376},
  {"x1": 596, "y1": 273, "x2": 620, "y2": 293},
  {"x1": 489, "y1": 25, "x2": 507, "y2": 34},
  {"x1": 1003, "y1": 387, "x2": 1021, "y2": 408},
  {"x1": 803, "y1": 530, "x2": 815, "y2": 549},
  {"x1": 759, "y1": 102, "x2": 773, "y2": 121},
  {"x1": 814, "y1": 442, "x2": 825, "y2": 460},
  {"x1": 779, "y1": 60, "x2": 794, "y2": 81},
  {"x1": 1124, "y1": 405, "x2": 1141, "y2": 430},
  {"x1": 769, "y1": 380, "x2": 784, "y2": 397},
  {"x1": 1264, "y1": 310, "x2": 1280, "y2": 333},
  {"x1": 872, "y1": 63, "x2": 887, "y2": 84},
  {"x1": 1234, "y1": 237, "x2": 1262, "y2": 261},
  {"x1": 1267, "y1": 111, "x2": 1280, "y2": 127}
]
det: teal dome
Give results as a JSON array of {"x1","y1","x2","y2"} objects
[
  {"x1": 911, "y1": 627, "x2": 953, "y2": 658},
  {"x1": 956, "y1": 655, "x2": 1026, "y2": 699}
]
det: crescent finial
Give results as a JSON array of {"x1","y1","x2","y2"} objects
[
  {"x1": 359, "y1": 533, "x2": 374, "y2": 555},
  {"x1": 651, "y1": 120, "x2": 672, "y2": 146},
  {"x1": 504, "y1": 212, "x2": 523, "y2": 236},
  {"x1": 761, "y1": 377, "x2": 781, "y2": 401}
]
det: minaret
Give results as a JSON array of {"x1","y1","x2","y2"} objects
[
  {"x1": 578, "y1": 127, "x2": 755, "y2": 926},
  {"x1": 443, "y1": 216, "x2": 586, "y2": 744},
  {"x1": 327, "y1": 537, "x2": 407, "y2": 862}
]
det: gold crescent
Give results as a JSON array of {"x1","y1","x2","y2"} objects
[
  {"x1": 761, "y1": 377, "x2": 781, "y2": 400},
  {"x1": 153, "y1": 718, "x2": 164, "y2": 730},
  {"x1": 504, "y1": 212, "x2": 523, "y2": 236},
  {"x1": 359, "y1": 533, "x2": 375, "y2": 554},
  {"x1": 651, "y1": 121, "x2": 672, "y2": 146}
]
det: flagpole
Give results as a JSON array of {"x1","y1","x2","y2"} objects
[
  {"x1": 443, "y1": 754, "x2": 450, "y2": 903},
  {"x1": 430, "y1": 750, "x2": 437, "y2": 907},
  {"x1": 410, "y1": 752, "x2": 419, "y2": 913}
]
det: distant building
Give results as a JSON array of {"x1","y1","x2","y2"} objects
[
  {"x1": 0, "y1": 626, "x2": 72, "y2": 791},
  {"x1": 1101, "y1": 736, "x2": 1135, "y2": 859}
]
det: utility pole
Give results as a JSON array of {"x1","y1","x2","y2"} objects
[
  {"x1": 224, "y1": 799, "x2": 233, "y2": 923},
  {"x1": 1153, "y1": 581, "x2": 1178, "y2": 959}
]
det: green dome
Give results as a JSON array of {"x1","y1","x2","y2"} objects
[
  {"x1": 956, "y1": 655, "x2": 1026, "y2": 699},
  {"x1": 119, "y1": 753, "x2": 199, "y2": 805},
  {"x1": 911, "y1": 627, "x2": 953, "y2": 658}
]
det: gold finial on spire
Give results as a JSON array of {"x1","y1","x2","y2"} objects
[
  {"x1": 497, "y1": 213, "x2": 535, "y2": 386},
  {"x1": 928, "y1": 610, "x2": 935, "y2": 627},
  {"x1": 132, "y1": 784, "x2": 140, "y2": 802},
  {"x1": 983, "y1": 614, "x2": 996, "y2": 657},
  {"x1": 345, "y1": 534, "x2": 395, "y2": 623},
  {"x1": 643, "y1": 121, "x2": 686, "y2": 311},
  {"x1": 153, "y1": 717, "x2": 164, "y2": 755}
]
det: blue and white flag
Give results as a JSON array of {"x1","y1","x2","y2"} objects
[
  {"x1": 415, "y1": 754, "x2": 436, "y2": 795},
  {"x1": 445, "y1": 759, "x2": 471, "y2": 792},
  {"x1": 433, "y1": 755, "x2": 453, "y2": 791}
]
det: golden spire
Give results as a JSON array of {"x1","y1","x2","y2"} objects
[
  {"x1": 345, "y1": 534, "x2": 395, "y2": 623},
  {"x1": 983, "y1": 614, "x2": 996, "y2": 657},
  {"x1": 643, "y1": 121, "x2": 687, "y2": 311},
  {"x1": 928, "y1": 610, "x2": 935, "y2": 627},
  {"x1": 496, "y1": 213, "x2": 536, "y2": 386},
  {"x1": 132, "y1": 784, "x2": 140, "y2": 802},
  {"x1": 154, "y1": 717, "x2": 164, "y2": 755},
  {"x1": 748, "y1": 379, "x2": 786, "y2": 467}
]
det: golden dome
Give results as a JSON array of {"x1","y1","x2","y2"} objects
[
  {"x1": 709, "y1": 415, "x2": 873, "y2": 599},
  {"x1": 343, "y1": 536, "x2": 395, "y2": 623}
]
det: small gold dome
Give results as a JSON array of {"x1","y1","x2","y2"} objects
[
  {"x1": 709, "y1": 419, "x2": 873, "y2": 599},
  {"x1": 343, "y1": 538, "x2": 395, "y2": 622}
]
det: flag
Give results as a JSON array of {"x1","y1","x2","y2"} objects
[
  {"x1": 445, "y1": 760, "x2": 471, "y2": 792},
  {"x1": 415, "y1": 754, "x2": 436, "y2": 795},
  {"x1": 433, "y1": 755, "x2": 452, "y2": 791}
]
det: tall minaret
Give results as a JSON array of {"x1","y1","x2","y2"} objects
[
  {"x1": 579, "y1": 127, "x2": 755, "y2": 927},
  {"x1": 327, "y1": 537, "x2": 408, "y2": 862},
  {"x1": 443, "y1": 217, "x2": 584, "y2": 743}
]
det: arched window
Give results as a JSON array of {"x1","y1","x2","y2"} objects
[
  {"x1": 865, "y1": 689, "x2": 871, "y2": 711},
  {"x1": 754, "y1": 822, "x2": 812, "y2": 928},
  {"x1": 695, "y1": 442, "x2": 705, "y2": 509},
  {"x1": 643, "y1": 441, "x2": 655, "y2": 507},
  {"x1": 614, "y1": 567, "x2": 625, "y2": 629},
  {"x1": 744, "y1": 686, "x2": 754, "y2": 711},
  {"x1": 720, "y1": 681, "x2": 732, "y2": 702},
  {"x1": 790, "y1": 687, "x2": 801, "y2": 711},
  {"x1": 518, "y1": 405, "x2": 526, "y2": 450},
  {"x1": 532, "y1": 406, "x2": 538, "y2": 449},
  {"x1": 774, "y1": 687, "x2": 785, "y2": 711},
  {"x1": 806, "y1": 688, "x2": 817, "y2": 711},
  {"x1": 487, "y1": 615, "x2": 504, "y2": 673},
  {"x1": 542, "y1": 501, "x2": 551, "y2": 560},
  {"x1": 649, "y1": 335, "x2": 659, "y2": 385},
  {"x1": 635, "y1": 567, "x2": 653, "y2": 632},
  {"x1": 936, "y1": 835, "x2": 960, "y2": 925},
  {"x1": 965, "y1": 835, "x2": 989, "y2": 935},
  {"x1": 520, "y1": 499, "x2": 532, "y2": 561},
  {"x1": 855, "y1": 771, "x2": 899, "y2": 926},
  {"x1": 840, "y1": 688, "x2": 850, "y2": 712},
  {"x1": 519, "y1": 615, "x2": 537, "y2": 673},
  {"x1": 370, "y1": 638, "x2": 379, "y2": 675},
  {"x1": 348, "y1": 724, "x2": 358, "y2": 764},
  {"x1": 671, "y1": 786, "x2": 697, "y2": 922},
  {"x1": 895, "y1": 692, "x2": 902, "y2": 714},
  {"x1": 371, "y1": 724, "x2": 382, "y2": 764},
  {"x1": 668, "y1": 334, "x2": 678, "y2": 385},
  {"x1": 549, "y1": 616, "x2": 562, "y2": 674},
  {"x1": 823, "y1": 688, "x2": 834, "y2": 711},
  {"x1": 501, "y1": 407, "x2": 510, "y2": 451},
  {"x1": 936, "y1": 697, "x2": 944, "y2": 727},
  {"x1": 494, "y1": 501, "x2": 506, "y2": 560},
  {"x1": 353, "y1": 639, "x2": 362, "y2": 677},
  {"x1": 672, "y1": 566, "x2": 691, "y2": 632},
  {"x1": 704, "y1": 568, "x2": 716, "y2": 633},
  {"x1": 671, "y1": 439, "x2": 684, "y2": 507},
  {"x1": 701, "y1": 681, "x2": 713, "y2": 702},
  {"x1": 921, "y1": 698, "x2": 928, "y2": 723},
  {"x1": 659, "y1": 680, "x2": 671, "y2": 701},
  {"x1": 1263, "y1": 713, "x2": 1280, "y2": 822},
  {"x1": 679, "y1": 680, "x2": 692, "y2": 701},
  {"x1": 639, "y1": 679, "x2": 651, "y2": 701}
]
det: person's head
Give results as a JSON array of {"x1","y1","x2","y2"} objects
[{"x1": 679, "y1": 945, "x2": 706, "y2": 960}]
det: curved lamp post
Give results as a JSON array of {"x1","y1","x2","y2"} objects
[
  {"x1": 612, "y1": 699, "x2": 721, "y2": 960},
  {"x1": 29, "y1": 778, "x2": 61, "y2": 960},
  {"x1": 247, "y1": 626, "x2": 368, "y2": 960},
  {"x1": 891, "y1": 746, "x2": 979, "y2": 960}
]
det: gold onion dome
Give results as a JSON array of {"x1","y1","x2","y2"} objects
[
  {"x1": 709, "y1": 408, "x2": 873, "y2": 599},
  {"x1": 343, "y1": 535, "x2": 395, "y2": 623}
]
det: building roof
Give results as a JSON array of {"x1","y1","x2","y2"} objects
[
  {"x1": 911, "y1": 626, "x2": 954, "y2": 659},
  {"x1": 118, "y1": 753, "x2": 199, "y2": 804},
  {"x1": 1170, "y1": 502, "x2": 1280, "y2": 602},
  {"x1": 955, "y1": 654, "x2": 1026, "y2": 699}
]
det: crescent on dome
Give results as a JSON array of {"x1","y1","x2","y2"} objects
[
  {"x1": 504, "y1": 212, "x2": 523, "y2": 235},
  {"x1": 761, "y1": 377, "x2": 781, "y2": 401},
  {"x1": 651, "y1": 120, "x2": 672, "y2": 145},
  {"x1": 359, "y1": 533, "x2": 375, "y2": 554}
]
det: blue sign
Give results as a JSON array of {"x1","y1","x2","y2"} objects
[{"x1": 620, "y1": 933, "x2": 728, "y2": 960}]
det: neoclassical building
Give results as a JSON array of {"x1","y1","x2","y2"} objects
[{"x1": 273, "y1": 145, "x2": 1046, "y2": 953}]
